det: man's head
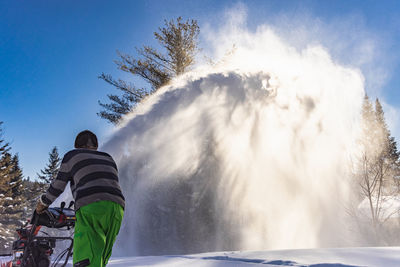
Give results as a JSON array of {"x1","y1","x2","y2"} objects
[{"x1": 74, "y1": 130, "x2": 98, "y2": 150}]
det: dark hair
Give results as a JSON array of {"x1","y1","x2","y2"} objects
[{"x1": 74, "y1": 130, "x2": 98, "y2": 149}]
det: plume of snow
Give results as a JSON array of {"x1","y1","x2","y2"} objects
[{"x1": 102, "y1": 6, "x2": 368, "y2": 255}]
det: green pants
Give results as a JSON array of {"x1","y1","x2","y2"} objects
[{"x1": 73, "y1": 201, "x2": 124, "y2": 267}]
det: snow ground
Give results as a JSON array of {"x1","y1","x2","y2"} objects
[
  {"x1": 81, "y1": 247, "x2": 400, "y2": 267},
  {"x1": 2, "y1": 247, "x2": 400, "y2": 266}
]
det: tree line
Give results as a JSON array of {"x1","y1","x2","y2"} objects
[
  {"x1": 0, "y1": 124, "x2": 61, "y2": 253},
  {"x1": 352, "y1": 96, "x2": 400, "y2": 245}
]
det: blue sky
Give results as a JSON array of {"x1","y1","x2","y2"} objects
[{"x1": 1, "y1": 0, "x2": 400, "y2": 179}]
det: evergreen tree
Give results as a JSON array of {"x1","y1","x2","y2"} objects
[
  {"x1": 0, "y1": 123, "x2": 26, "y2": 252},
  {"x1": 0, "y1": 123, "x2": 13, "y2": 208},
  {"x1": 375, "y1": 99, "x2": 390, "y2": 153},
  {"x1": 37, "y1": 146, "x2": 61, "y2": 184},
  {"x1": 0, "y1": 122, "x2": 10, "y2": 155},
  {"x1": 1, "y1": 154, "x2": 26, "y2": 229},
  {"x1": 375, "y1": 99, "x2": 400, "y2": 162},
  {"x1": 98, "y1": 17, "x2": 200, "y2": 124},
  {"x1": 375, "y1": 99, "x2": 400, "y2": 190},
  {"x1": 0, "y1": 152, "x2": 14, "y2": 208},
  {"x1": 21, "y1": 178, "x2": 45, "y2": 218},
  {"x1": 360, "y1": 95, "x2": 377, "y2": 153},
  {"x1": 9, "y1": 154, "x2": 25, "y2": 212}
]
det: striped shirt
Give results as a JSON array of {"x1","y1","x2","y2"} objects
[{"x1": 41, "y1": 148, "x2": 125, "y2": 210}]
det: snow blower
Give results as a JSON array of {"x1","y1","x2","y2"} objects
[{"x1": 12, "y1": 201, "x2": 75, "y2": 267}]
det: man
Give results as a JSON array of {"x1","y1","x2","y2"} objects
[{"x1": 36, "y1": 130, "x2": 125, "y2": 267}]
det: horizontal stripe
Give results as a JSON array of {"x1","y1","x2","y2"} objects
[
  {"x1": 75, "y1": 172, "x2": 119, "y2": 189},
  {"x1": 75, "y1": 192, "x2": 125, "y2": 210},
  {"x1": 51, "y1": 179, "x2": 68, "y2": 191},
  {"x1": 58, "y1": 161, "x2": 71, "y2": 173},
  {"x1": 48, "y1": 184, "x2": 63, "y2": 197},
  {"x1": 43, "y1": 148, "x2": 124, "y2": 209},
  {"x1": 72, "y1": 178, "x2": 121, "y2": 195},
  {"x1": 61, "y1": 152, "x2": 115, "y2": 173},
  {"x1": 62, "y1": 149, "x2": 111, "y2": 164},
  {"x1": 73, "y1": 165, "x2": 118, "y2": 185},
  {"x1": 70, "y1": 159, "x2": 117, "y2": 178},
  {"x1": 55, "y1": 171, "x2": 71, "y2": 182},
  {"x1": 76, "y1": 186, "x2": 125, "y2": 202}
]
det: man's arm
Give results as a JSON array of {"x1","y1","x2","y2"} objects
[{"x1": 36, "y1": 157, "x2": 71, "y2": 213}]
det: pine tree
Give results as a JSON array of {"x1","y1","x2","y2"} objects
[
  {"x1": 360, "y1": 95, "x2": 377, "y2": 153},
  {"x1": 375, "y1": 99, "x2": 400, "y2": 191},
  {"x1": 9, "y1": 154, "x2": 25, "y2": 213},
  {"x1": 375, "y1": 99, "x2": 400, "y2": 162},
  {"x1": 0, "y1": 122, "x2": 10, "y2": 155},
  {"x1": 1, "y1": 154, "x2": 26, "y2": 231},
  {"x1": 0, "y1": 123, "x2": 13, "y2": 209},
  {"x1": 375, "y1": 99, "x2": 390, "y2": 152},
  {"x1": 98, "y1": 17, "x2": 200, "y2": 124},
  {"x1": 37, "y1": 146, "x2": 61, "y2": 184},
  {"x1": 21, "y1": 178, "x2": 45, "y2": 219},
  {"x1": 0, "y1": 152, "x2": 14, "y2": 209},
  {"x1": 0, "y1": 124, "x2": 26, "y2": 252}
]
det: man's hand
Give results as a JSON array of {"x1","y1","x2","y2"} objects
[{"x1": 36, "y1": 200, "x2": 48, "y2": 214}]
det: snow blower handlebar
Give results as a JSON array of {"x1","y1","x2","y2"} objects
[{"x1": 31, "y1": 201, "x2": 76, "y2": 229}]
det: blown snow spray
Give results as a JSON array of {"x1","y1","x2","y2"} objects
[{"x1": 103, "y1": 23, "x2": 365, "y2": 256}]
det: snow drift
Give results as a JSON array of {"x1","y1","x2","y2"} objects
[{"x1": 103, "y1": 19, "x2": 365, "y2": 255}]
